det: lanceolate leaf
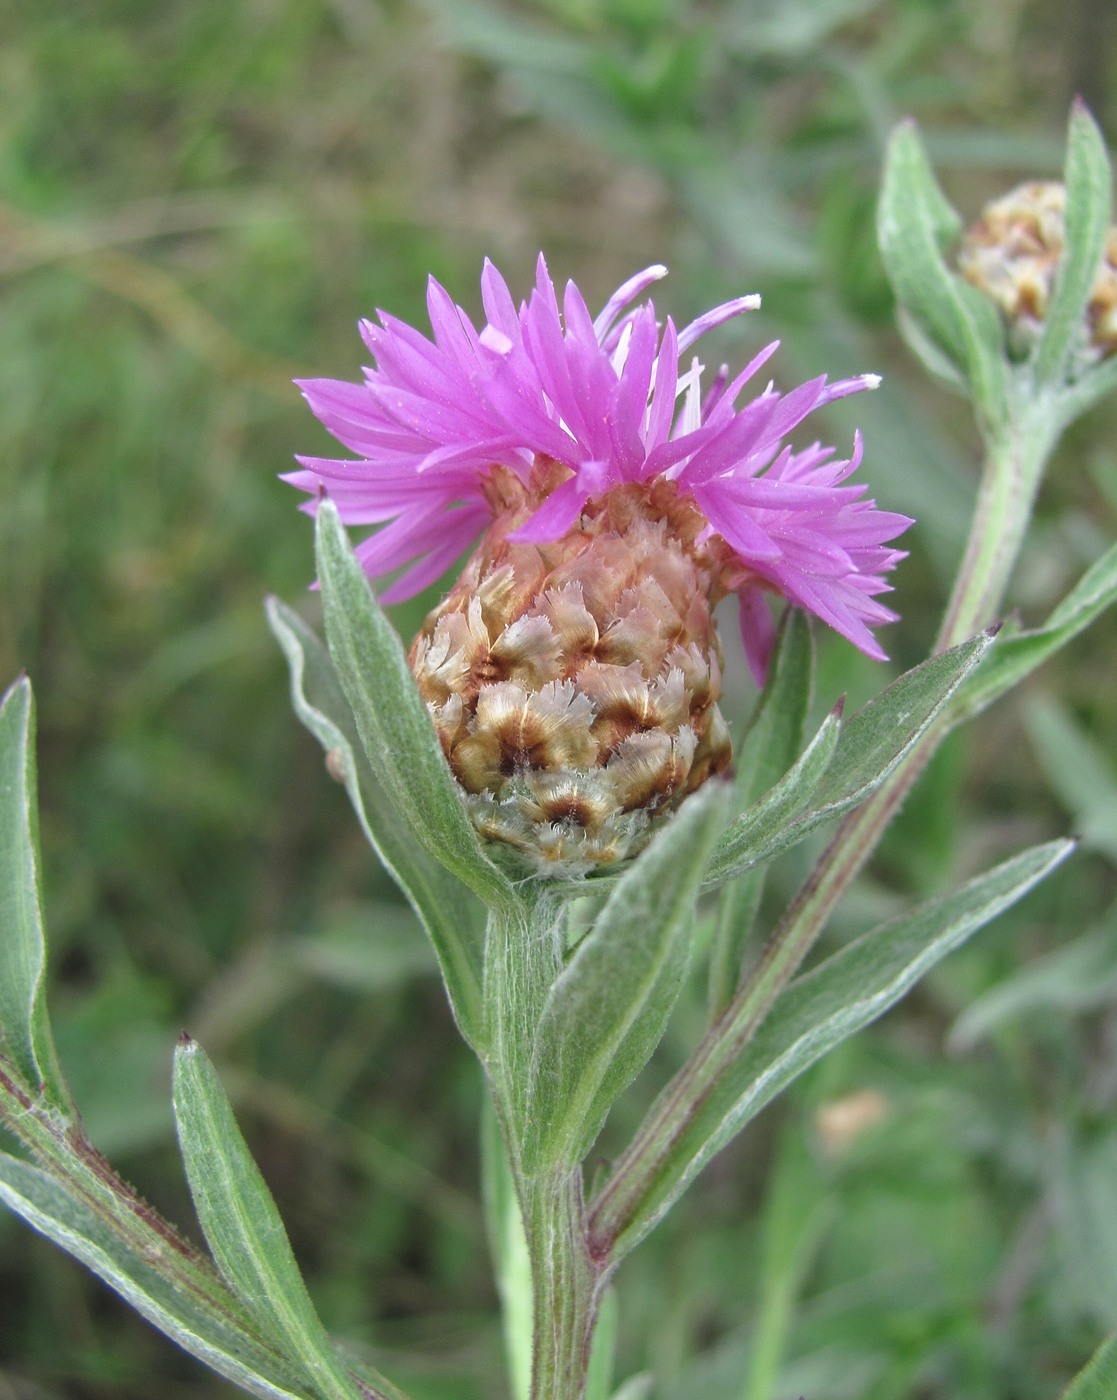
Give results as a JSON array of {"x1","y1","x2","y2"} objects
[
  {"x1": 877, "y1": 121, "x2": 1009, "y2": 428},
  {"x1": 733, "y1": 610, "x2": 815, "y2": 804},
  {"x1": 703, "y1": 705, "x2": 842, "y2": 889},
  {"x1": 314, "y1": 501, "x2": 515, "y2": 913},
  {"x1": 705, "y1": 632, "x2": 994, "y2": 888},
  {"x1": 0, "y1": 677, "x2": 71, "y2": 1110},
  {"x1": 593, "y1": 839, "x2": 1073, "y2": 1259},
  {"x1": 709, "y1": 611, "x2": 814, "y2": 1015},
  {"x1": 1034, "y1": 102, "x2": 1113, "y2": 387},
  {"x1": 951, "y1": 541, "x2": 1117, "y2": 723},
  {"x1": 524, "y1": 782, "x2": 730, "y2": 1172},
  {"x1": 0, "y1": 1152, "x2": 311, "y2": 1400},
  {"x1": 173, "y1": 1039, "x2": 395, "y2": 1400},
  {"x1": 267, "y1": 597, "x2": 485, "y2": 1047}
]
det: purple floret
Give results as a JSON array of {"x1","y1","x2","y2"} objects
[{"x1": 288, "y1": 255, "x2": 911, "y2": 681}]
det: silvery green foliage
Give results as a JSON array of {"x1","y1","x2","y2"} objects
[
  {"x1": 951, "y1": 539, "x2": 1117, "y2": 723},
  {"x1": 0, "y1": 679, "x2": 401, "y2": 1400},
  {"x1": 878, "y1": 102, "x2": 1115, "y2": 431},
  {"x1": 0, "y1": 678, "x2": 70, "y2": 1110},
  {"x1": 702, "y1": 629, "x2": 996, "y2": 889},
  {"x1": 588, "y1": 838, "x2": 1073, "y2": 1260},
  {"x1": 3, "y1": 103, "x2": 1117, "y2": 1400},
  {"x1": 0, "y1": 498, "x2": 1092, "y2": 1400},
  {"x1": 266, "y1": 593, "x2": 487, "y2": 1049}
]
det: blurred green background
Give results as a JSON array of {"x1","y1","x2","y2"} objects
[{"x1": 3, "y1": 0, "x2": 1117, "y2": 1396}]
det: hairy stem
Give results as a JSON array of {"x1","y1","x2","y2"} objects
[
  {"x1": 935, "y1": 398, "x2": 1058, "y2": 652},
  {"x1": 483, "y1": 892, "x2": 608, "y2": 1400},
  {"x1": 521, "y1": 1170, "x2": 604, "y2": 1400}
]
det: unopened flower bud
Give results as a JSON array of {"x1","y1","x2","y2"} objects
[{"x1": 958, "y1": 180, "x2": 1117, "y2": 359}]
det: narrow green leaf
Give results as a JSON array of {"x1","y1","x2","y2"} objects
[
  {"x1": 0, "y1": 1153, "x2": 311, "y2": 1400},
  {"x1": 602, "y1": 838, "x2": 1073, "y2": 1258},
  {"x1": 878, "y1": 121, "x2": 1009, "y2": 426},
  {"x1": 732, "y1": 611, "x2": 815, "y2": 803},
  {"x1": 1060, "y1": 1331, "x2": 1117, "y2": 1400},
  {"x1": 313, "y1": 501, "x2": 515, "y2": 913},
  {"x1": 951, "y1": 541, "x2": 1117, "y2": 722},
  {"x1": 703, "y1": 705, "x2": 842, "y2": 889},
  {"x1": 705, "y1": 632, "x2": 994, "y2": 888},
  {"x1": 1034, "y1": 102, "x2": 1113, "y2": 386},
  {"x1": 524, "y1": 782, "x2": 730, "y2": 1171},
  {"x1": 709, "y1": 612, "x2": 814, "y2": 1016},
  {"x1": 0, "y1": 677, "x2": 71, "y2": 1110},
  {"x1": 172, "y1": 1039, "x2": 377, "y2": 1400},
  {"x1": 266, "y1": 597, "x2": 485, "y2": 1047}
]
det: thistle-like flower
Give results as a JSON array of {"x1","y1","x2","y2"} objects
[
  {"x1": 958, "y1": 180, "x2": 1117, "y2": 360},
  {"x1": 289, "y1": 258, "x2": 910, "y2": 867}
]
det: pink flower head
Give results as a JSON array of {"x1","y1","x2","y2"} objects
[{"x1": 287, "y1": 255, "x2": 911, "y2": 685}]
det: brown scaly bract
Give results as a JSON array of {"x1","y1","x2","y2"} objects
[
  {"x1": 409, "y1": 460, "x2": 734, "y2": 870},
  {"x1": 958, "y1": 180, "x2": 1117, "y2": 360}
]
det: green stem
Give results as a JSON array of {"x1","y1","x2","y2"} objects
[
  {"x1": 521, "y1": 1170, "x2": 604, "y2": 1400},
  {"x1": 935, "y1": 398, "x2": 1058, "y2": 652},
  {"x1": 482, "y1": 892, "x2": 607, "y2": 1400},
  {"x1": 590, "y1": 392, "x2": 1060, "y2": 1256}
]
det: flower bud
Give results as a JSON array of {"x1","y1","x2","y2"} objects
[
  {"x1": 409, "y1": 462, "x2": 733, "y2": 868},
  {"x1": 958, "y1": 180, "x2": 1117, "y2": 359}
]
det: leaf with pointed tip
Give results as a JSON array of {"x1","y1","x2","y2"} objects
[
  {"x1": 703, "y1": 705, "x2": 842, "y2": 889},
  {"x1": 705, "y1": 633, "x2": 994, "y2": 889},
  {"x1": 524, "y1": 782, "x2": 730, "y2": 1172},
  {"x1": 313, "y1": 501, "x2": 515, "y2": 914},
  {"x1": 709, "y1": 611, "x2": 814, "y2": 1015},
  {"x1": 0, "y1": 677, "x2": 71, "y2": 1110},
  {"x1": 173, "y1": 1039, "x2": 400, "y2": 1400},
  {"x1": 951, "y1": 542, "x2": 1117, "y2": 724},
  {"x1": 877, "y1": 121, "x2": 1009, "y2": 427},
  {"x1": 266, "y1": 597, "x2": 484, "y2": 1047},
  {"x1": 0, "y1": 1152, "x2": 313, "y2": 1400},
  {"x1": 597, "y1": 839, "x2": 1073, "y2": 1258},
  {"x1": 1035, "y1": 103, "x2": 1113, "y2": 386}
]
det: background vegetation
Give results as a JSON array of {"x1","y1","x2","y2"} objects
[{"x1": 2, "y1": 0, "x2": 1117, "y2": 1395}]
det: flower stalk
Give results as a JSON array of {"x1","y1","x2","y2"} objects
[
  {"x1": 584, "y1": 108, "x2": 1115, "y2": 1282},
  {"x1": 480, "y1": 893, "x2": 604, "y2": 1400},
  {"x1": 935, "y1": 397, "x2": 1061, "y2": 651},
  {"x1": 520, "y1": 1170, "x2": 602, "y2": 1400}
]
